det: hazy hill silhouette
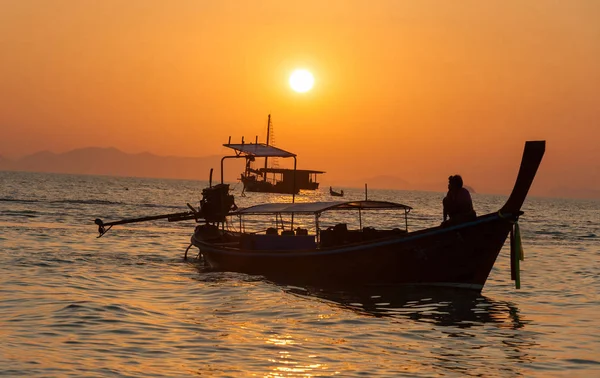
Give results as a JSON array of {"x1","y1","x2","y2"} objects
[
  {"x1": 1, "y1": 148, "x2": 598, "y2": 199},
  {"x1": 0, "y1": 147, "x2": 224, "y2": 181},
  {"x1": 0, "y1": 155, "x2": 15, "y2": 170}
]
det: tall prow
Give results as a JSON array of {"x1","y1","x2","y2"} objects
[{"x1": 500, "y1": 140, "x2": 546, "y2": 214}]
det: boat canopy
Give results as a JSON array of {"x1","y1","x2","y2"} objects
[
  {"x1": 224, "y1": 143, "x2": 296, "y2": 158},
  {"x1": 234, "y1": 200, "x2": 412, "y2": 215}
]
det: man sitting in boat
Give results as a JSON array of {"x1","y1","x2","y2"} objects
[{"x1": 442, "y1": 175, "x2": 476, "y2": 225}]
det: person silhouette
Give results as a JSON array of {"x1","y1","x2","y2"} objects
[{"x1": 443, "y1": 175, "x2": 476, "y2": 224}]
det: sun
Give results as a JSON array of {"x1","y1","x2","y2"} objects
[{"x1": 289, "y1": 69, "x2": 314, "y2": 93}]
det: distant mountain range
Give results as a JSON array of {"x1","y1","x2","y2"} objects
[
  {"x1": 0, "y1": 148, "x2": 427, "y2": 191},
  {"x1": 0, "y1": 147, "x2": 224, "y2": 182},
  {"x1": 2, "y1": 148, "x2": 598, "y2": 199}
]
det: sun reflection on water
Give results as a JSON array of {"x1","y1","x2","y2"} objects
[{"x1": 263, "y1": 335, "x2": 337, "y2": 377}]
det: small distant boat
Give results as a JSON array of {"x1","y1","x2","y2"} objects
[{"x1": 329, "y1": 187, "x2": 344, "y2": 197}]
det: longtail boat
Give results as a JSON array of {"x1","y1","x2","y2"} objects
[
  {"x1": 239, "y1": 114, "x2": 324, "y2": 194},
  {"x1": 329, "y1": 187, "x2": 344, "y2": 197},
  {"x1": 95, "y1": 141, "x2": 545, "y2": 292}
]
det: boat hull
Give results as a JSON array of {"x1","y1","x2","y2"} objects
[{"x1": 192, "y1": 213, "x2": 512, "y2": 291}]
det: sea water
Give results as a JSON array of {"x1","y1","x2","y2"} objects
[{"x1": 1, "y1": 171, "x2": 598, "y2": 377}]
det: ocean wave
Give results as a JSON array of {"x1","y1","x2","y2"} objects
[
  {"x1": 534, "y1": 230, "x2": 566, "y2": 236},
  {"x1": 0, "y1": 197, "x2": 123, "y2": 206},
  {"x1": 0, "y1": 209, "x2": 39, "y2": 217},
  {"x1": 50, "y1": 199, "x2": 184, "y2": 210},
  {"x1": 50, "y1": 199, "x2": 124, "y2": 206},
  {"x1": 1, "y1": 197, "x2": 184, "y2": 210},
  {"x1": 0, "y1": 198, "x2": 40, "y2": 203}
]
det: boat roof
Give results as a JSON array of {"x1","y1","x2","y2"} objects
[
  {"x1": 223, "y1": 143, "x2": 296, "y2": 158},
  {"x1": 258, "y1": 168, "x2": 325, "y2": 174},
  {"x1": 233, "y1": 200, "x2": 412, "y2": 215}
]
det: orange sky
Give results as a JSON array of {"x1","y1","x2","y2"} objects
[{"x1": 1, "y1": 1, "x2": 599, "y2": 197}]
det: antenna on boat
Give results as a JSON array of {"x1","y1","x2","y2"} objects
[
  {"x1": 365, "y1": 183, "x2": 368, "y2": 200},
  {"x1": 263, "y1": 114, "x2": 271, "y2": 182}
]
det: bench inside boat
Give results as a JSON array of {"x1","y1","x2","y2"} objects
[
  {"x1": 233, "y1": 223, "x2": 408, "y2": 251},
  {"x1": 320, "y1": 224, "x2": 407, "y2": 248}
]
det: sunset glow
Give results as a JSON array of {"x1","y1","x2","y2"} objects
[{"x1": 0, "y1": 1, "x2": 598, "y2": 198}]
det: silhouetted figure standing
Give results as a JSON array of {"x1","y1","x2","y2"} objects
[{"x1": 443, "y1": 175, "x2": 476, "y2": 224}]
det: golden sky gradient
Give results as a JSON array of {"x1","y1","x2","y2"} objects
[{"x1": 1, "y1": 1, "x2": 599, "y2": 197}]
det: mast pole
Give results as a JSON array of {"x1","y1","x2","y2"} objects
[{"x1": 263, "y1": 114, "x2": 271, "y2": 182}]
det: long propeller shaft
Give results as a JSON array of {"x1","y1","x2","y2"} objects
[{"x1": 95, "y1": 207, "x2": 201, "y2": 237}]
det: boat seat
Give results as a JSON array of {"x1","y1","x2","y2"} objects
[
  {"x1": 320, "y1": 223, "x2": 349, "y2": 247},
  {"x1": 320, "y1": 224, "x2": 408, "y2": 247},
  {"x1": 295, "y1": 228, "x2": 308, "y2": 236}
]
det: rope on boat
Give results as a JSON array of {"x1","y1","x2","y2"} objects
[
  {"x1": 499, "y1": 211, "x2": 525, "y2": 289},
  {"x1": 514, "y1": 222, "x2": 524, "y2": 260},
  {"x1": 184, "y1": 243, "x2": 193, "y2": 260}
]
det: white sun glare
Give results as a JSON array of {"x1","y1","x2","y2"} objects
[{"x1": 289, "y1": 69, "x2": 314, "y2": 93}]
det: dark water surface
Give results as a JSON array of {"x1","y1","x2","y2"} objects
[{"x1": 1, "y1": 171, "x2": 599, "y2": 377}]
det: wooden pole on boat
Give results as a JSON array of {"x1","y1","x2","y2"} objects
[
  {"x1": 263, "y1": 114, "x2": 271, "y2": 182},
  {"x1": 315, "y1": 214, "x2": 320, "y2": 243},
  {"x1": 359, "y1": 208, "x2": 362, "y2": 230},
  {"x1": 365, "y1": 184, "x2": 368, "y2": 200},
  {"x1": 292, "y1": 157, "x2": 297, "y2": 204},
  {"x1": 289, "y1": 156, "x2": 297, "y2": 230}
]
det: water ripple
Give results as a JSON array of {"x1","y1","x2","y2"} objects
[{"x1": 1, "y1": 171, "x2": 599, "y2": 377}]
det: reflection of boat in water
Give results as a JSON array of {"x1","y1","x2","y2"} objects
[
  {"x1": 95, "y1": 140, "x2": 545, "y2": 293},
  {"x1": 240, "y1": 115, "x2": 324, "y2": 195},
  {"x1": 284, "y1": 285, "x2": 525, "y2": 328},
  {"x1": 329, "y1": 187, "x2": 344, "y2": 197}
]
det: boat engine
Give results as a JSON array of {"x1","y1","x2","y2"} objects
[{"x1": 199, "y1": 183, "x2": 237, "y2": 223}]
